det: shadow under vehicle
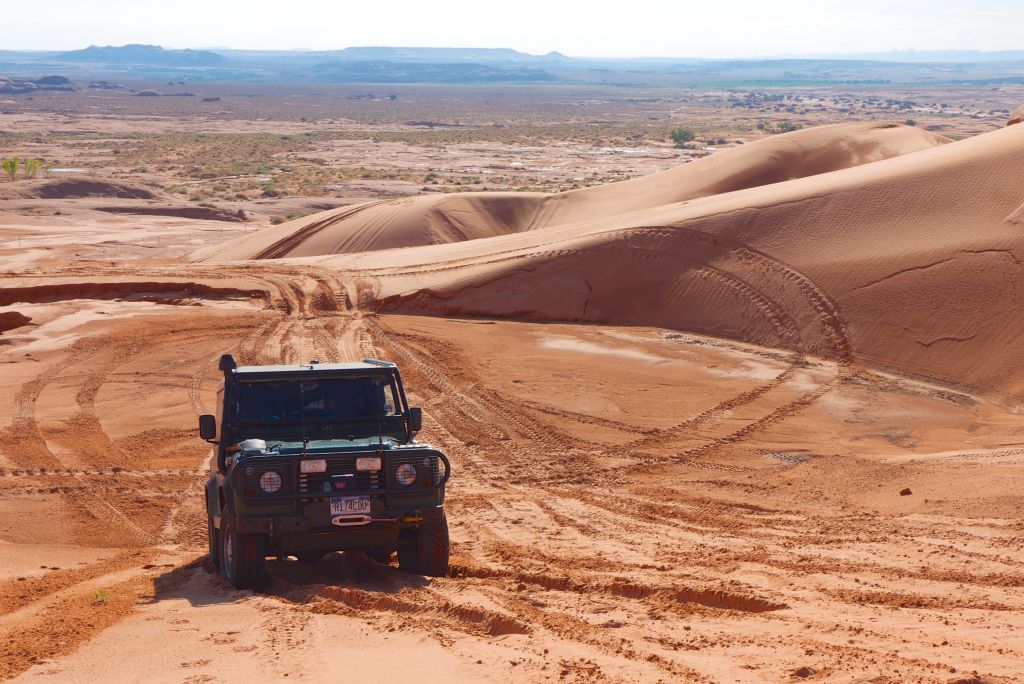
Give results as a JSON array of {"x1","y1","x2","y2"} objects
[{"x1": 198, "y1": 354, "x2": 450, "y2": 590}]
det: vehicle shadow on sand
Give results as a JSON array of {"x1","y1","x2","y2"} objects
[{"x1": 148, "y1": 551, "x2": 430, "y2": 607}]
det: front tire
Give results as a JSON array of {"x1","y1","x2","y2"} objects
[
  {"x1": 207, "y1": 515, "x2": 221, "y2": 570},
  {"x1": 220, "y1": 512, "x2": 268, "y2": 590},
  {"x1": 296, "y1": 552, "x2": 324, "y2": 565},
  {"x1": 365, "y1": 548, "x2": 394, "y2": 565},
  {"x1": 397, "y1": 511, "x2": 449, "y2": 577}
]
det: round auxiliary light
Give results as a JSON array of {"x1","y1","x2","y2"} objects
[
  {"x1": 259, "y1": 470, "x2": 283, "y2": 494},
  {"x1": 395, "y1": 463, "x2": 417, "y2": 486}
]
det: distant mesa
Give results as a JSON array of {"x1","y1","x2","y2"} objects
[
  {"x1": 134, "y1": 90, "x2": 161, "y2": 97},
  {"x1": 54, "y1": 44, "x2": 226, "y2": 66},
  {"x1": 33, "y1": 75, "x2": 70, "y2": 85},
  {"x1": 325, "y1": 46, "x2": 549, "y2": 64},
  {"x1": 1009, "y1": 102, "x2": 1024, "y2": 126},
  {"x1": 310, "y1": 60, "x2": 556, "y2": 84}
]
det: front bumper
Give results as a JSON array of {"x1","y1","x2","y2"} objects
[
  {"x1": 233, "y1": 501, "x2": 444, "y2": 535},
  {"x1": 234, "y1": 503, "x2": 445, "y2": 555}
]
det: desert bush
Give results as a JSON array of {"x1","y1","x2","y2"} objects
[
  {"x1": 23, "y1": 158, "x2": 41, "y2": 178},
  {"x1": 270, "y1": 215, "x2": 287, "y2": 224},
  {"x1": 904, "y1": 118, "x2": 917, "y2": 126},
  {"x1": 776, "y1": 121, "x2": 803, "y2": 133},
  {"x1": 2, "y1": 156, "x2": 19, "y2": 180},
  {"x1": 669, "y1": 127, "x2": 695, "y2": 147}
]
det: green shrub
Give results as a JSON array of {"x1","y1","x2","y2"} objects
[
  {"x1": 669, "y1": 128, "x2": 696, "y2": 147},
  {"x1": 2, "y1": 157, "x2": 19, "y2": 180}
]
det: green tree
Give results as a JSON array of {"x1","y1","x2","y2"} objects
[
  {"x1": 776, "y1": 121, "x2": 803, "y2": 133},
  {"x1": 669, "y1": 128, "x2": 696, "y2": 147},
  {"x1": 904, "y1": 118, "x2": 917, "y2": 126}
]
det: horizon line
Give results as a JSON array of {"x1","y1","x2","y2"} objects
[{"x1": 4, "y1": 44, "x2": 1024, "y2": 63}]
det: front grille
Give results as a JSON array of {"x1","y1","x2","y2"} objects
[{"x1": 299, "y1": 456, "x2": 382, "y2": 495}]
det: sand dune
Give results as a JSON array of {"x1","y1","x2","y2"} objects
[
  {"x1": 193, "y1": 119, "x2": 1024, "y2": 400},
  {"x1": 268, "y1": 121, "x2": 1021, "y2": 403},
  {"x1": 1010, "y1": 101, "x2": 1024, "y2": 126},
  {"x1": 198, "y1": 122, "x2": 948, "y2": 261}
]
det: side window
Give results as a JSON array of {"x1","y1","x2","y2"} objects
[{"x1": 382, "y1": 383, "x2": 397, "y2": 415}]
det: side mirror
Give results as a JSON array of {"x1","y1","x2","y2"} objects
[
  {"x1": 407, "y1": 407, "x2": 422, "y2": 433},
  {"x1": 198, "y1": 414, "x2": 217, "y2": 441}
]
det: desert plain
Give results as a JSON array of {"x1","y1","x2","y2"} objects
[{"x1": 1, "y1": 82, "x2": 1024, "y2": 683}]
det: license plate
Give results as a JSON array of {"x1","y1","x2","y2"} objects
[{"x1": 330, "y1": 496, "x2": 370, "y2": 516}]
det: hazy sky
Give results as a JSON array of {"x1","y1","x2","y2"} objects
[{"x1": 5, "y1": 0, "x2": 1024, "y2": 57}]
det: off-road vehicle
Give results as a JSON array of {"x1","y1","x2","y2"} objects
[{"x1": 198, "y1": 354, "x2": 450, "y2": 590}]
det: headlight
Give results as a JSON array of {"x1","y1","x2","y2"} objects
[
  {"x1": 395, "y1": 463, "x2": 417, "y2": 486},
  {"x1": 357, "y1": 457, "x2": 382, "y2": 471},
  {"x1": 259, "y1": 470, "x2": 283, "y2": 493},
  {"x1": 300, "y1": 459, "x2": 327, "y2": 474}
]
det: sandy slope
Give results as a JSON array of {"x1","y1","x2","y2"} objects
[
  {"x1": 3, "y1": 290, "x2": 1024, "y2": 682},
  {"x1": 199, "y1": 122, "x2": 948, "y2": 260}
]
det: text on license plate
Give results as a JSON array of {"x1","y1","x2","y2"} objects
[{"x1": 330, "y1": 496, "x2": 370, "y2": 516}]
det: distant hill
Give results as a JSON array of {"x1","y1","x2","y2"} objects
[
  {"x1": 779, "y1": 49, "x2": 1024, "y2": 64},
  {"x1": 310, "y1": 60, "x2": 556, "y2": 83},
  {"x1": 54, "y1": 44, "x2": 226, "y2": 66},
  {"x1": 318, "y1": 47, "x2": 569, "y2": 64},
  {"x1": 1, "y1": 44, "x2": 1023, "y2": 85}
]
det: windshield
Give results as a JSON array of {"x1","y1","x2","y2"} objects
[{"x1": 235, "y1": 375, "x2": 399, "y2": 425}]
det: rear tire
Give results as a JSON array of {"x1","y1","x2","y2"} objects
[
  {"x1": 397, "y1": 511, "x2": 449, "y2": 577},
  {"x1": 220, "y1": 512, "x2": 268, "y2": 590}
]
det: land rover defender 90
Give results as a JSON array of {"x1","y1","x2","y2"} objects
[{"x1": 198, "y1": 354, "x2": 450, "y2": 590}]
